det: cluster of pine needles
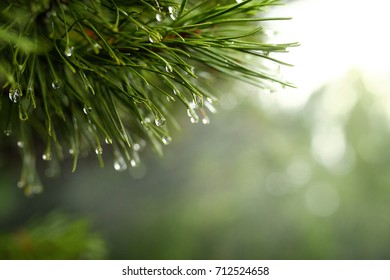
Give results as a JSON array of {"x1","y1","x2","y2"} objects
[{"x1": 0, "y1": 0, "x2": 297, "y2": 195}]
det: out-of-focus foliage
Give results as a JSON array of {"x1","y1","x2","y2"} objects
[{"x1": 0, "y1": 211, "x2": 107, "y2": 259}]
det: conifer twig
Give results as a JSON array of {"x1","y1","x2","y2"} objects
[{"x1": 0, "y1": 0, "x2": 298, "y2": 195}]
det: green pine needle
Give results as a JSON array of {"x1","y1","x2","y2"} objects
[{"x1": 0, "y1": 0, "x2": 297, "y2": 196}]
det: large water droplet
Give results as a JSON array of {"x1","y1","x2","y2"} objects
[
  {"x1": 69, "y1": 148, "x2": 74, "y2": 155},
  {"x1": 9, "y1": 88, "x2": 22, "y2": 103},
  {"x1": 149, "y1": 36, "x2": 156, "y2": 43},
  {"x1": 51, "y1": 80, "x2": 61, "y2": 90},
  {"x1": 65, "y1": 46, "x2": 74, "y2": 57},
  {"x1": 156, "y1": 12, "x2": 163, "y2": 22},
  {"x1": 155, "y1": 116, "x2": 166, "y2": 127}
]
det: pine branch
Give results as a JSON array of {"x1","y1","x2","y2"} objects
[{"x1": 0, "y1": 0, "x2": 297, "y2": 195}]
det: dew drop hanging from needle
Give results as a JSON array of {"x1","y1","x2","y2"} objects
[
  {"x1": 162, "y1": 135, "x2": 172, "y2": 145},
  {"x1": 51, "y1": 80, "x2": 61, "y2": 90},
  {"x1": 83, "y1": 105, "x2": 92, "y2": 115},
  {"x1": 154, "y1": 115, "x2": 166, "y2": 127},
  {"x1": 65, "y1": 46, "x2": 74, "y2": 57},
  {"x1": 95, "y1": 146, "x2": 103, "y2": 155},
  {"x1": 156, "y1": 12, "x2": 163, "y2": 22},
  {"x1": 114, "y1": 155, "x2": 127, "y2": 171},
  {"x1": 9, "y1": 87, "x2": 22, "y2": 103},
  {"x1": 168, "y1": 6, "x2": 178, "y2": 20},
  {"x1": 165, "y1": 64, "x2": 173, "y2": 73}
]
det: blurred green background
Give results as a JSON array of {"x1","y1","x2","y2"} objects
[
  {"x1": 1, "y1": 69, "x2": 390, "y2": 259},
  {"x1": 1, "y1": 0, "x2": 390, "y2": 259}
]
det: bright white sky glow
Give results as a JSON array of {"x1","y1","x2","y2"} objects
[{"x1": 266, "y1": 0, "x2": 390, "y2": 109}]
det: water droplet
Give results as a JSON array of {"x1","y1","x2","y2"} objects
[
  {"x1": 69, "y1": 148, "x2": 74, "y2": 155},
  {"x1": 4, "y1": 126, "x2": 12, "y2": 136},
  {"x1": 173, "y1": 89, "x2": 180, "y2": 95},
  {"x1": 133, "y1": 143, "x2": 141, "y2": 151},
  {"x1": 166, "y1": 95, "x2": 175, "y2": 102},
  {"x1": 202, "y1": 116, "x2": 210, "y2": 124},
  {"x1": 65, "y1": 46, "x2": 74, "y2": 57},
  {"x1": 168, "y1": 6, "x2": 178, "y2": 20},
  {"x1": 156, "y1": 12, "x2": 163, "y2": 21},
  {"x1": 92, "y1": 43, "x2": 102, "y2": 54},
  {"x1": 165, "y1": 64, "x2": 173, "y2": 73},
  {"x1": 17, "y1": 180, "x2": 25, "y2": 189},
  {"x1": 19, "y1": 105, "x2": 28, "y2": 121},
  {"x1": 155, "y1": 116, "x2": 166, "y2": 127},
  {"x1": 141, "y1": 117, "x2": 152, "y2": 127},
  {"x1": 199, "y1": 108, "x2": 210, "y2": 124},
  {"x1": 190, "y1": 117, "x2": 199, "y2": 124},
  {"x1": 105, "y1": 137, "x2": 112, "y2": 144},
  {"x1": 185, "y1": 67, "x2": 195, "y2": 75},
  {"x1": 130, "y1": 159, "x2": 138, "y2": 167},
  {"x1": 193, "y1": 94, "x2": 204, "y2": 108},
  {"x1": 17, "y1": 141, "x2": 24, "y2": 148},
  {"x1": 114, "y1": 156, "x2": 127, "y2": 171},
  {"x1": 83, "y1": 105, "x2": 92, "y2": 114},
  {"x1": 162, "y1": 135, "x2": 172, "y2": 145},
  {"x1": 149, "y1": 36, "x2": 155, "y2": 43},
  {"x1": 95, "y1": 146, "x2": 103, "y2": 155},
  {"x1": 42, "y1": 152, "x2": 52, "y2": 161},
  {"x1": 187, "y1": 108, "x2": 199, "y2": 123},
  {"x1": 9, "y1": 87, "x2": 22, "y2": 103},
  {"x1": 51, "y1": 80, "x2": 61, "y2": 89}
]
